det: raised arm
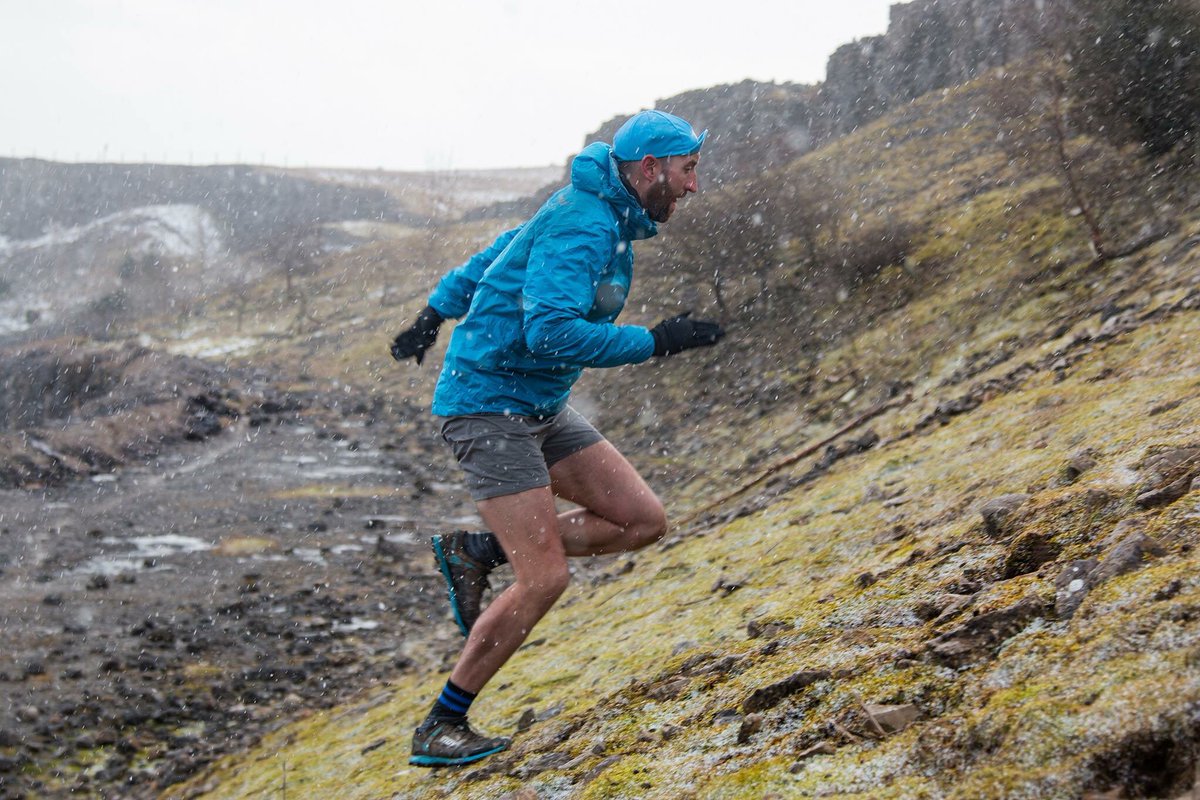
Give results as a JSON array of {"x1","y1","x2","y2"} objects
[{"x1": 391, "y1": 225, "x2": 522, "y2": 364}]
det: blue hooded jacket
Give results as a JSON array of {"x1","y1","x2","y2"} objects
[{"x1": 428, "y1": 142, "x2": 658, "y2": 418}]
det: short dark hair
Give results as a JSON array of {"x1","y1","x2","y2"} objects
[{"x1": 616, "y1": 160, "x2": 640, "y2": 180}]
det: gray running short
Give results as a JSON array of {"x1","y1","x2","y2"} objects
[{"x1": 437, "y1": 406, "x2": 605, "y2": 501}]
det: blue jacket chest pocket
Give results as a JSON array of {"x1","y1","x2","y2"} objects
[
  {"x1": 589, "y1": 280, "x2": 628, "y2": 321},
  {"x1": 588, "y1": 244, "x2": 633, "y2": 322}
]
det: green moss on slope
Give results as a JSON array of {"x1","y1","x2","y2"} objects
[{"x1": 165, "y1": 65, "x2": 1200, "y2": 800}]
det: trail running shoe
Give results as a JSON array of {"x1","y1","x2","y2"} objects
[
  {"x1": 431, "y1": 531, "x2": 490, "y2": 636},
  {"x1": 409, "y1": 717, "x2": 511, "y2": 767}
]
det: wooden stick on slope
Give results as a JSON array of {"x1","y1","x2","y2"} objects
[{"x1": 672, "y1": 393, "x2": 912, "y2": 531}]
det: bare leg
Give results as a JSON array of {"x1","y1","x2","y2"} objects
[
  {"x1": 449, "y1": 486, "x2": 569, "y2": 693},
  {"x1": 549, "y1": 439, "x2": 668, "y2": 556},
  {"x1": 448, "y1": 441, "x2": 667, "y2": 693}
]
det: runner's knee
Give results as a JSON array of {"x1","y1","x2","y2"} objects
[
  {"x1": 633, "y1": 496, "x2": 668, "y2": 548},
  {"x1": 519, "y1": 560, "x2": 570, "y2": 604}
]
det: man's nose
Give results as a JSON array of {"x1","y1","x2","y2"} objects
[{"x1": 686, "y1": 173, "x2": 699, "y2": 193}]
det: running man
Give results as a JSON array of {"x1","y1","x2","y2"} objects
[{"x1": 390, "y1": 110, "x2": 724, "y2": 767}]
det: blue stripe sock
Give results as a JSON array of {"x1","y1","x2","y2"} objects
[
  {"x1": 463, "y1": 530, "x2": 507, "y2": 568},
  {"x1": 430, "y1": 679, "x2": 476, "y2": 722}
]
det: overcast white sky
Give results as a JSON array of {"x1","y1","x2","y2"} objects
[{"x1": 1, "y1": 1, "x2": 898, "y2": 171}]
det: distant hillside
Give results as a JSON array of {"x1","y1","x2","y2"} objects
[
  {"x1": 0, "y1": 159, "x2": 556, "y2": 337},
  {"x1": 0, "y1": 159, "x2": 409, "y2": 248}
]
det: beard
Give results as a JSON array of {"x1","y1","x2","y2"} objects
[{"x1": 644, "y1": 179, "x2": 677, "y2": 223}]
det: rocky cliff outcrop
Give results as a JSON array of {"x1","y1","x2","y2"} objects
[
  {"x1": 582, "y1": 0, "x2": 1069, "y2": 187},
  {"x1": 819, "y1": 0, "x2": 1071, "y2": 137}
]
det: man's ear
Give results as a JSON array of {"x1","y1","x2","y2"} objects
[{"x1": 639, "y1": 155, "x2": 660, "y2": 181}]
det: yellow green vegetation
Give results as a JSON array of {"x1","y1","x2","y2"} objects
[
  {"x1": 167, "y1": 69, "x2": 1200, "y2": 799},
  {"x1": 171, "y1": 281, "x2": 1200, "y2": 799}
]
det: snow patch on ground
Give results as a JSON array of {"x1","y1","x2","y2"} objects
[
  {"x1": 334, "y1": 220, "x2": 418, "y2": 239},
  {"x1": 0, "y1": 297, "x2": 51, "y2": 335},
  {"x1": 2, "y1": 204, "x2": 226, "y2": 263},
  {"x1": 167, "y1": 336, "x2": 260, "y2": 359}
]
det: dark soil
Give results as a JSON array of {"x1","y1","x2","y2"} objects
[{"x1": 0, "y1": 366, "x2": 479, "y2": 799}]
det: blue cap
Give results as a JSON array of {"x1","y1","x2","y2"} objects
[{"x1": 612, "y1": 110, "x2": 707, "y2": 161}]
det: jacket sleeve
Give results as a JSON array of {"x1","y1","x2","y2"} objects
[
  {"x1": 427, "y1": 225, "x2": 522, "y2": 319},
  {"x1": 522, "y1": 213, "x2": 655, "y2": 368}
]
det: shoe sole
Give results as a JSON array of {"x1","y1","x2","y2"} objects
[
  {"x1": 431, "y1": 535, "x2": 471, "y2": 637},
  {"x1": 408, "y1": 743, "x2": 508, "y2": 767}
]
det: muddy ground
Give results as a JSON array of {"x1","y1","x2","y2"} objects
[{"x1": 0, "y1": 378, "x2": 516, "y2": 799}]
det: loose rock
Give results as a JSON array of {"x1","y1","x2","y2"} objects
[
  {"x1": 932, "y1": 594, "x2": 976, "y2": 625},
  {"x1": 747, "y1": 619, "x2": 788, "y2": 639},
  {"x1": 980, "y1": 494, "x2": 1031, "y2": 538},
  {"x1": 1063, "y1": 450, "x2": 1099, "y2": 483},
  {"x1": 515, "y1": 707, "x2": 537, "y2": 733},
  {"x1": 1136, "y1": 447, "x2": 1200, "y2": 508},
  {"x1": 579, "y1": 756, "x2": 624, "y2": 786},
  {"x1": 737, "y1": 713, "x2": 764, "y2": 744},
  {"x1": 1082, "y1": 488, "x2": 1115, "y2": 509},
  {"x1": 1137, "y1": 476, "x2": 1194, "y2": 509},
  {"x1": 927, "y1": 595, "x2": 1050, "y2": 667},
  {"x1": 862, "y1": 703, "x2": 920, "y2": 734},
  {"x1": 743, "y1": 670, "x2": 831, "y2": 713},
  {"x1": 497, "y1": 788, "x2": 540, "y2": 800},
  {"x1": 512, "y1": 751, "x2": 572, "y2": 779},
  {"x1": 1153, "y1": 580, "x2": 1184, "y2": 602},
  {"x1": 1092, "y1": 533, "x2": 1166, "y2": 585},
  {"x1": 1055, "y1": 559, "x2": 1099, "y2": 619},
  {"x1": 646, "y1": 677, "x2": 690, "y2": 701},
  {"x1": 1099, "y1": 518, "x2": 1147, "y2": 552},
  {"x1": 790, "y1": 741, "x2": 837, "y2": 770}
]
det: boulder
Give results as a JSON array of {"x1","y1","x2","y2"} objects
[{"x1": 1092, "y1": 533, "x2": 1166, "y2": 585}]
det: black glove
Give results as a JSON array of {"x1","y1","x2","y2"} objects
[
  {"x1": 649, "y1": 311, "x2": 726, "y2": 357},
  {"x1": 390, "y1": 305, "x2": 444, "y2": 365}
]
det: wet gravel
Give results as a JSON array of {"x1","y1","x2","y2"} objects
[{"x1": 0, "y1": 390, "x2": 478, "y2": 799}]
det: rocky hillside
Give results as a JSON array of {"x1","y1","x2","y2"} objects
[
  {"x1": 145, "y1": 36, "x2": 1200, "y2": 800},
  {"x1": 3, "y1": 1, "x2": 1196, "y2": 796}
]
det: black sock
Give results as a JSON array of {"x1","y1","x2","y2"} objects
[
  {"x1": 428, "y1": 679, "x2": 476, "y2": 722},
  {"x1": 463, "y1": 530, "x2": 507, "y2": 568}
]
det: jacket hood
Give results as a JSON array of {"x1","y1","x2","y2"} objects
[{"x1": 570, "y1": 142, "x2": 658, "y2": 241}]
